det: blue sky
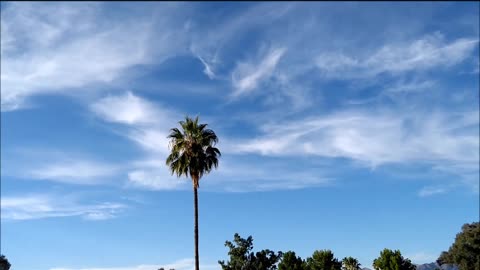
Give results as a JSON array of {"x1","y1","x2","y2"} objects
[{"x1": 1, "y1": 2, "x2": 479, "y2": 270}]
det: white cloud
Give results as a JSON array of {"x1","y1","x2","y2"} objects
[
  {"x1": 431, "y1": 162, "x2": 480, "y2": 193},
  {"x1": 228, "y1": 109, "x2": 479, "y2": 186},
  {"x1": 418, "y1": 186, "x2": 448, "y2": 197},
  {"x1": 91, "y1": 92, "x2": 180, "y2": 155},
  {"x1": 127, "y1": 169, "x2": 187, "y2": 190},
  {"x1": 197, "y1": 156, "x2": 331, "y2": 192},
  {"x1": 1, "y1": 195, "x2": 126, "y2": 220},
  {"x1": 316, "y1": 33, "x2": 478, "y2": 79},
  {"x1": 49, "y1": 259, "x2": 220, "y2": 270},
  {"x1": 187, "y1": 6, "x2": 479, "y2": 111},
  {"x1": 91, "y1": 92, "x2": 203, "y2": 191},
  {"x1": 386, "y1": 79, "x2": 436, "y2": 94},
  {"x1": 90, "y1": 91, "x2": 194, "y2": 191},
  {"x1": 196, "y1": 55, "x2": 216, "y2": 79},
  {"x1": 127, "y1": 128, "x2": 171, "y2": 155},
  {"x1": 188, "y1": 3, "x2": 292, "y2": 72},
  {"x1": 127, "y1": 154, "x2": 331, "y2": 192},
  {"x1": 27, "y1": 160, "x2": 118, "y2": 184},
  {"x1": 232, "y1": 47, "x2": 286, "y2": 96},
  {"x1": 0, "y1": 2, "x2": 187, "y2": 111},
  {"x1": 3, "y1": 149, "x2": 120, "y2": 185},
  {"x1": 232, "y1": 109, "x2": 478, "y2": 162},
  {"x1": 91, "y1": 92, "x2": 163, "y2": 125}
]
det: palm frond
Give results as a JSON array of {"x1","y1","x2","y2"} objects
[{"x1": 166, "y1": 116, "x2": 221, "y2": 188}]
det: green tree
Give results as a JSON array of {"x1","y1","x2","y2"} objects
[
  {"x1": 372, "y1": 249, "x2": 416, "y2": 270},
  {"x1": 342, "y1": 257, "x2": 361, "y2": 270},
  {"x1": 437, "y1": 222, "x2": 480, "y2": 270},
  {"x1": 0, "y1": 255, "x2": 11, "y2": 270},
  {"x1": 251, "y1": 249, "x2": 283, "y2": 270},
  {"x1": 218, "y1": 233, "x2": 282, "y2": 270},
  {"x1": 166, "y1": 116, "x2": 221, "y2": 270},
  {"x1": 305, "y1": 250, "x2": 342, "y2": 270},
  {"x1": 279, "y1": 251, "x2": 305, "y2": 270}
]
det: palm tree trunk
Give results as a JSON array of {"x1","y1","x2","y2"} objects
[{"x1": 194, "y1": 185, "x2": 200, "y2": 270}]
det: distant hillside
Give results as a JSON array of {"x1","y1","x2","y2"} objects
[
  {"x1": 362, "y1": 262, "x2": 458, "y2": 270},
  {"x1": 416, "y1": 263, "x2": 458, "y2": 270}
]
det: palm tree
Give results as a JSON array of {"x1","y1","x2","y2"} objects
[
  {"x1": 342, "y1": 257, "x2": 361, "y2": 270},
  {"x1": 166, "y1": 116, "x2": 221, "y2": 270}
]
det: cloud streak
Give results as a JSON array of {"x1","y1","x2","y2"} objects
[
  {"x1": 228, "y1": 108, "x2": 479, "y2": 188},
  {"x1": 418, "y1": 186, "x2": 448, "y2": 197},
  {"x1": 1, "y1": 194, "x2": 126, "y2": 220},
  {"x1": 196, "y1": 54, "x2": 216, "y2": 79},
  {"x1": 0, "y1": 2, "x2": 187, "y2": 111},
  {"x1": 232, "y1": 47, "x2": 286, "y2": 96},
  {"x1": 126, "y1": 169, "x2": 187, "y2": 191},
  {"x1": 2, "y1": 149, "x2": 120, "y2": 185},
  {"x1": 27, "y1": 160, "x2": 118, "y2": 184},
  {"x1": 231, "y1": 109, "x2": 478, "y2": 162},
  {"x1": 316, "y1": 33, "x2": 478, "y2": 79}
]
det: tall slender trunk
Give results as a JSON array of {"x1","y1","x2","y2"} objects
[{"x1": 194, "y1": 185, "x2": 200, "y2": 270}]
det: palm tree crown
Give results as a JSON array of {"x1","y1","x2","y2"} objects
[{"x1": 166, "y1": 116, "x2": 221, "y2": 188}]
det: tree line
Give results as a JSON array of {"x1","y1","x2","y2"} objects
[
  {"x1": 217, "y1": 233, "x2": 413, "y2": 270},
  {"x1": 216, "y1": 221, "x2": 479, "y2": 270}
]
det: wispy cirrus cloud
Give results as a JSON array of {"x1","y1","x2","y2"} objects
[
  {"x1": 386, "y1": 79, "x2": 437, "y2": 94},
  {"x1": 90, "y1": 91, "x2": 180, "y2": 155},
  {"x1": 91, "y1": 92, "x2": 187, "y2": 190},
  {"x1": 195, "y1": 54, "x2": 217, "y2": 79},
  {"x1": 188, "y1": 3, "x2": 477, "y2": 112},
  {"x1": 90, "y1": 91, "x2": 329, "y2": 192},
  {"x1": 126, "y1": 169, "x2": 187, "y2": 191},
  {"x1": 205, "y1": 156, "x2": 332, "y2": 192},
  {"x1": 2, "y1": 149, "x2": 120, "y2": 185},
  {"x1": 316, "y1": 32, "x2": 478, "y2": 79},
  {"x1": 417, "y1": 186, "x2": 448, "y2": 197},
  {"x1": 228, "y1": 108, "x2": 479, "y2": 189},
  {"x1": 0, "y1": 2, "x2": 188, "y2": 111},
  {"x1": 1, "y1": 194, "x2": 126, "y2": 220},
  {"x1": 231, "y1": 47, "x2": 286, "y2": 97},
  {"x1": 27, "y1": 160, "x2": 119, "y2": 184},
  {"x1": 5, "y1": 2, "x2": 476, "y2": 195},
  {"x1": 126, "y1": 151, "x2": 332, "y2": 192},
  {"x1": 188, "y1": 2, "x2": 292, "y2": 70},
  {"x1": 230, "y1": 109, "x2": 477, "y2": 162},
  {"x1": 126, "y1": 129, "x2": 172, "y2": 155}
]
